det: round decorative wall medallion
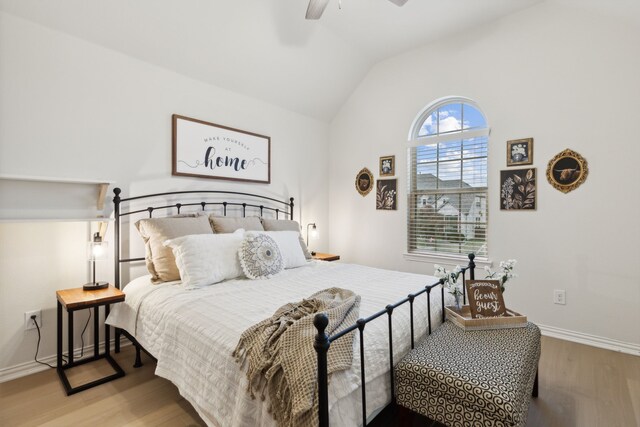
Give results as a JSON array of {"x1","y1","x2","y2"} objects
[
  {"x1": 355, "y1": 167, "x2": 374, "y2": 196},
  {"x1": 546, "y1": 149, "x2": 588, "y2": 193}
]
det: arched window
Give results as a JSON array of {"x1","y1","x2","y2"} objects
[{"x1": 407, "y1": 97, "x2": 489, "y2": 259}]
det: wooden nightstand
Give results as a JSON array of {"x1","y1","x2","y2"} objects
[
  {"x1": 312, "y1": 252, "x2": 340, "y2": 262},
  {"x1": 56, "y1": 286, "x2": 125, "y2": 395}
]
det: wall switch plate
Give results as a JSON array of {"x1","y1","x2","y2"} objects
[
  {"x1": 25, "y1": 310, "x2": 42, "y2": 330},
  {"x1": 553, "y1": 290, "x2": 566, "y2": 305}
]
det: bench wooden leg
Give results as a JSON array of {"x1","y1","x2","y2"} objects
[{"x1": 532, "y1": 368, "x2": 539, "y2": 398}]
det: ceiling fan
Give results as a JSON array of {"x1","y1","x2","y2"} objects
[{"x1": 306, "y1": 0, "x2": 409, "y2": 20}]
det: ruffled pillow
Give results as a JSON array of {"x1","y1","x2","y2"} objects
[{"x1": 239, "y1": 233, "x2": 284, "y2": 279}]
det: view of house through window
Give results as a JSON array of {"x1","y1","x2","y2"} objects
[{"x1": 408, "y1": 98, "x2": 489, "y2": 258}]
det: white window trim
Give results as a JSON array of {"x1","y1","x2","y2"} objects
[{"x1": 403, "y1": 252, "x2": 493, "y2": 268}]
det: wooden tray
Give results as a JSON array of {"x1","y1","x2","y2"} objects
[{"x1": 445, "y1": 305, "x2": 527, "y2": 331}]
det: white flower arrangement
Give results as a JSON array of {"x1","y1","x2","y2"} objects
[
  {"x1": 434, "y1": 264, "x2": 463, "y2": 298},
  {"x1": 484, "y1": 259, "x2": 517, "y2": 293}
]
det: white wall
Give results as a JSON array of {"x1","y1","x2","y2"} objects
[
  {"x1": 0, "y1": 11, "x2": 330, "y2": 376},
  {"x1": 329, "y1": 2, "x2": 640, "y2": 349},
  {"x1": 2, "y1": 0, "x2": 639, "y2": 380}
]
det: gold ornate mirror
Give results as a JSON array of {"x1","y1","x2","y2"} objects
[{"x1": 355, "y1": 167, "x2": 374, "y2": 196}]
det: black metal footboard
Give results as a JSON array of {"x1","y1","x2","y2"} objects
[{"x1": 314, "y1": 254, "x2": 476, "y2": 427}]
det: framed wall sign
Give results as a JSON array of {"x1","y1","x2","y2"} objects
[
  {"x1": 506, "y1": 138, "x2": 533, "y2": 166},
  {"x1": 465, "y1": 280, "x2": 507, "y2": 318},
  {"x1": 172, "y1": 114, "x2": 271, "y2": 183},
  {"x1": 546, "y1": 149, "x2": 588, "y2": 193},
  {"x1": 379, "y1": 155, "x2": 395, "y2": 176},
  {"x1": 376, "y1": 178, "x2": 397, "y2": 210},
  {"x1": 355, "y1": 167, "x2": 374, "y2": 196}
]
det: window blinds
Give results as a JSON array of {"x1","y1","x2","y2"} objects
[{"x1": 407, "y1": 136, "x2": 488, "y2": 258}]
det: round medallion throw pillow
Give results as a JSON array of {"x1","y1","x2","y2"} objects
[{"x1": 239, "y1": 232, "x2": 284, "y2": 279}]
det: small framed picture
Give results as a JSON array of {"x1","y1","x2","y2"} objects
[
  {"x1": 376, "y1": 178, "x2": 397, "y2": 210},
  {"x1": 500, "y1": 168, "x2": 536, "y2": 210},
  {"x1": 379, "y1": 155, "x2": 395, "y2": 177},
  {"x1": 506, "y1": 138, "x2": 533, "y2": 167}
]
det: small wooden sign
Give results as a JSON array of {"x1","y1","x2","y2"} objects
[{"x1": 465, "y1": 280, "x2": 507, "y2": 318}]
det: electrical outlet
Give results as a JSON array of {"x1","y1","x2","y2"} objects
[
  {"x1": 553, "y1": 290, "x2": 566, "y2": 305},
  {"x1": 25, "y1": 310, "x2": 42, "y2": 330}
]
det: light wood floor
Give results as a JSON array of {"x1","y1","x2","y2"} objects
[
  {"x1": 1, "y1": 336, "x2": 638, "y2": 426},
  {"x1": 528, "y1": 337, "x2": 639, "y2": 427}
]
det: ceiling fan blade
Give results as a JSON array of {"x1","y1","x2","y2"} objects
[
  {"x1": 306, "y1": 0, "x2": 330, "y2": 20},
  {"x1": 388, "y1": 0, "x2": 409, "y2": 6}
]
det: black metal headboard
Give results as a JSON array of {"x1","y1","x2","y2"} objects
[{"x1": 112, "y1": 187, "x2": 294, "y2": 289}]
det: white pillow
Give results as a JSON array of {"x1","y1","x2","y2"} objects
[
  {"x1": 252, "y1": 230, "x2": 308, "y2": 269},
  {"x1": 260, "y1": 219, "x2": 313, "y2": 260},
  {"x1": 164, "y1": 229, "x2": 245, "y2": 289}
]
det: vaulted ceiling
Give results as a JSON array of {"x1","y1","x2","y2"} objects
[{"x1": 0, "y1": 0, "x2": 549, "y2": 121}]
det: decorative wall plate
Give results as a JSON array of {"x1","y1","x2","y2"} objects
[
  {"x1": 355, "y1": 167, "x2": 374, "y2": 196},
  {"x1": 546, "y1": 149, "x2": 588, "y2": 193}
]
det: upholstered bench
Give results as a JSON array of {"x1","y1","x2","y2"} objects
[{"x1": 395, "y1": 321, "x2": 540, "y2": 427}]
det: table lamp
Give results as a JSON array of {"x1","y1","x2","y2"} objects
[
  {"x1": 84, "y1": 232, "x2": 109, "y2": 290},
  {"x1": 306, "y1": 223, "x2": 318, "y2": 255}
]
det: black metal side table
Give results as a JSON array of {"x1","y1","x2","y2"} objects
[{"x1": 56, "y1": 286, "x2": 125, "y2": 395}]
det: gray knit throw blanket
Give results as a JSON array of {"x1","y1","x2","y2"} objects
[{"x1": 233, "y1": 287, "x2": 361, "y2": 427}]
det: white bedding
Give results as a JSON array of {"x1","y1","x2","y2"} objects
[{"x1": 107, "y1": 261, "x2": 451, "y2": 427}]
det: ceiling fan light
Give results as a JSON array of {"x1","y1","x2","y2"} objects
[
  {"x1": 306, "y1": 0, "x2": 331, "y2": 20},
  {"x1": 388, "y1": 0, "x2": 409, "y2": 6}
]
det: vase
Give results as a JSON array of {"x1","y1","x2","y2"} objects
[{"x1": 454, "y1": 292, "x2": 461, "y2": 310}]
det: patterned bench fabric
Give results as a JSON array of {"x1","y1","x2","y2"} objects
[{"x1": 395, "y1": 321, "x2": 541, "y2": 427}]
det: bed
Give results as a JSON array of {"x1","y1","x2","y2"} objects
[{"x1": 106, "y1": 188, "x2": 473, "y2": 427}]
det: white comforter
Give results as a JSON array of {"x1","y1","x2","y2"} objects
[{"x1": 107, "y1": 261, "x2": 451, "y2": 427}]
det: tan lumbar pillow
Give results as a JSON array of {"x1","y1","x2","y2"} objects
[
  {"x1": 135, "y1": 214, "x2": 213, "y2": 283},
  {"x1": 209, "y1": 215, "x2": 264, "y2": 234}
]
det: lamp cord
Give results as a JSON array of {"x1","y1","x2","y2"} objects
[
  {"x1": 32, "y1": 311, "x2": 91, "y2": 369},
  {"x1": 33, "y1": 317, "x2": 64, "y2": 369},
  {"x1": 78, "y1": 310, "x2": 91, "y2": 359}
]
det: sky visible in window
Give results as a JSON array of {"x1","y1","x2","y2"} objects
[
  {"x1": 415, "y1": 102, "x2": 488, "y2": 189},
  {"x1": 419, "y1": 103, "x2": 486, "y2": 136}
]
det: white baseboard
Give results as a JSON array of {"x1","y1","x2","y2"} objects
[
  {"x1": 0, "y1": 339, "x2": 131, "y2": 384},
  {"x1": 538, "y1": 324, "x2": 640, "y2": 356}
]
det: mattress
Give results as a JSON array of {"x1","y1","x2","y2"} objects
[{"x1": 107, "y1": 261, "x2": 451, "y2": 427}]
